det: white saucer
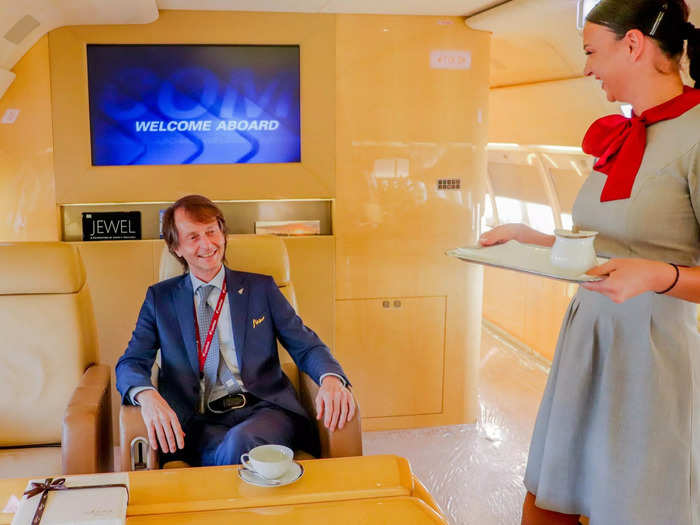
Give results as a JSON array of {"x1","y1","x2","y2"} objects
[
  {"x1": 238, "y1": 461, "x2": 304, "y2": 487},
  {"x1": 447, "y1": 240, "x2": 607, "y2": 283}
]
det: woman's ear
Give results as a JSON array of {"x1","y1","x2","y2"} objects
[{"x1": 624, "y1": 29, "x2": 646, "y2": 62}]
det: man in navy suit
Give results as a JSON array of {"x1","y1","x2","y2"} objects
[{"x1": 116, "y1": 195, "x2": 355, "y2": 466}]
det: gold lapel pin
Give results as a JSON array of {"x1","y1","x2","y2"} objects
[{"x1": 238, "y1": 288, "x2": 244, "y2": 295}]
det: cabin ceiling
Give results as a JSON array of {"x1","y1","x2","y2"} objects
[
  {"x1": 157, "y1": 0, "x2": 491, "y2": 15},
  {"x1": 1, "y1": 0, "x2": 699, "y2": 91},
  {"x1": 0, "y1": 0, "x2": 158, "y2": 70},
  {"x1": 468, "y1": 0, "x2": 586, "y2": 87},
  {"x1": 467, "y1": 0, "x2": 700, "y2": 87}
]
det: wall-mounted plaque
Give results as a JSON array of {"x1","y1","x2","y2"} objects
[{"x1": 82, "y1": 211, "x2": 141, "y2": 241}]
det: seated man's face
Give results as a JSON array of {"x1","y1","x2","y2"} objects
[{"x1": 173, "y1": 208, "x2": 225, "y2": 280}]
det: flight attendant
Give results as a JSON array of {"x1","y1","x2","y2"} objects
[{"x1": 480, "y1": 1, "x2": 700, "y2": 522}]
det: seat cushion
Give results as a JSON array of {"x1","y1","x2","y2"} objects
[
  {"x1": 0, "y1": 288, "x2": 96, "y2": 446},
  {"x1": 0, "y1": 446, "x2": 62, "y2": 479}
]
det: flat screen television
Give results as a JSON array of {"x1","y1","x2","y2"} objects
[{"x1": 86, "y1": 44, "x2": 301, "y2": 166}]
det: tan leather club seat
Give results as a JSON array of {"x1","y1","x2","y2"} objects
[
  {"x1": 119, "y1": 234, "x2": 362, "y2": 470},
  {"x1": 0, "y1": 243, "x2": 111, "y2": 478}
]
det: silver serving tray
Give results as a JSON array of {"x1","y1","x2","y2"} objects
[{"x1": 446, "y1": 240, "x2": 606, "y2": 283}]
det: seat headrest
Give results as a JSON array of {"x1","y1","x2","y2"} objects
[
  {"x1": 0, "y1": 243, "x2": 85, "y2": 295},
  {"x1": 159, "y1": 234, "x2": 291, "y2": 285}
]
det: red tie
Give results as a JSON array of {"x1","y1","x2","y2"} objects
[{"x1": 582, "y1": 86, "x2": 700, "y2": 202}]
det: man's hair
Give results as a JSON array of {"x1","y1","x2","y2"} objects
[{"x1": 162, "y1": 195, "x2": 228, "y2": 272}]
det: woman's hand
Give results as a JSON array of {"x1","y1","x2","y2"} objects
[
  {"x1": 581, "y1": 258, "x2": 677, "y2": 303},
  {"x1": 479, "y1": 223, "x2": 555, "y2": 248}
]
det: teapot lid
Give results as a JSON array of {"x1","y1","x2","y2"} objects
[{"x1": 554, "y1": 229, "x2": 598, "y2": 239}]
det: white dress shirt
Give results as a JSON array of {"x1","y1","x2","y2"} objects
[{"x1": 190, "y1": 265, "x2": 244, "y2": 400}]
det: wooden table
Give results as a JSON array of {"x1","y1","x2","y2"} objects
[
  {"x1": 127, "y1": 497, "x2": 444, "y2": 524},
  {"x1": 0, "y1": 455, "x2": 445, "y2": 524}
]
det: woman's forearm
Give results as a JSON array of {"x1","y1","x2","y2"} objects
[
  {"x1": 664, "y1": 265, "x2": 700, "y2": 303},
  {"x1": 516, "y1": 226, "x2": 556, "y2": 247},
  {"x1": 479, "y1": 223, "x2": 555, "y2": 248}
]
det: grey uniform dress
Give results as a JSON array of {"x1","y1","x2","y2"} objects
[{"x1": 524, "y1": 104, "x2": 700, "y2": 525}]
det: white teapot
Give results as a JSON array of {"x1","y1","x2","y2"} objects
[{"x1": 550, "y1": 228, "x2": 598, "y2": 276}]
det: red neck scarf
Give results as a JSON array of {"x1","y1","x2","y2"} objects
[{"x1": 582, "y1": 86, "x2": 700, "y2": 202}]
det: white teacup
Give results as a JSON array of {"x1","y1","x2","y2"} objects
[
  {"x1": 550, "y1": 229, "x2": 598, "y2": 276},
  {"x1": 240, "y1": 444, "x2": 294, "y2": 480}
]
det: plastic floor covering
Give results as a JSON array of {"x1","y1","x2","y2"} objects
[{"x1": 362, "y1": 324, "x2": 550, "y2": 525}]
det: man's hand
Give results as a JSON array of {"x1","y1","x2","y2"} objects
[
  {"x1": 135, "y1": 389, "x2": 185, "y2": 453},
  {"x1": 314, "y1": 376, "x2": 356, "y2": 432}
]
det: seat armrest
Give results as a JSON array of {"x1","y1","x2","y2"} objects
[
  {"x1": 62, "y1": 364, "x2": 112, "y2": 474},
  {"x1": 119, "y1": 405, "x2": 159, "y2": 471},
  {"x1": 299, "y1": 372, "x2": 363, "y2": 458}
]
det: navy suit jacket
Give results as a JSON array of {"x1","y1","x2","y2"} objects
[{"x1": 116, "y1": 267, "x2": 348, "y2": 431}]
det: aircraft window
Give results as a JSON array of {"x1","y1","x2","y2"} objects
[
  {"x1": 482, "y1": 196, "x2": 496, "y2": 231},
  {"x1": 549, "y1": 168, "x2": 586, "y2": 214},
  {"x1": 577, "y1": 0, "x2": 601, "y2": 31},
  {"x1": 525, "y1": 202, "x2": 556, "y2": 234},
  {"x1": 483, "y1": 197, "x2": 556, "y2": 235},
  {"x1": 485, "y1": 144, "x2": 594, "y2": 236},
  {"x1": 561, "y1": 213, "x2": 574, "y2": 231},
  {"x1": 489, "y1": 163, "x2": 549, "y2": 205},
  {"x1": 494, "y1": 196, "x2": 524, "y2": 224}
]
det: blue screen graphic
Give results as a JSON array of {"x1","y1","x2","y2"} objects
[{"x1": 87, "y1": 45, "x2": 301, "y2": 165}]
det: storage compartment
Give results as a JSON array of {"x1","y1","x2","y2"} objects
[{"x1": 335, "y1": 296, "x2": 445, "y2": 418}]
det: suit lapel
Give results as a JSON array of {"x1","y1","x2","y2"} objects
[
  {"x1": 172, "y1": 275, "x2": 199, "y2": 377},
  {"x1": 226, "y1": 268, "x2": 249, "y2": 373}
]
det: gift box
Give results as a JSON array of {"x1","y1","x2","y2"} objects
[{"x1": 11, "y1": 472, "x2": 129, "y2": 525}]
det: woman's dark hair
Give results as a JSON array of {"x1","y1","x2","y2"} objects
[{"x1": 587, "y1": 0, "x2": 699, "y2": 85}]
